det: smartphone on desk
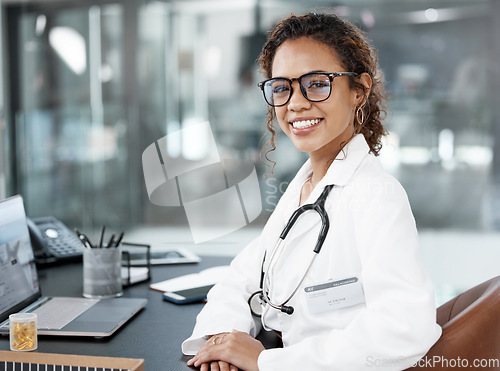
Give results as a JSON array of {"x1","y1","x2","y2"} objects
[{"x1": 162, "y1": 284, "x2": 215, "y2": 304}]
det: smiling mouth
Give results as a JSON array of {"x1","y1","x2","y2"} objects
[{"x1": 291, "y1": 118, "x2": 322, "y2": 129}]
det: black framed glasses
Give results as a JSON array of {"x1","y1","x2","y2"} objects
[{"x1": 258, "y1": 72, "x2": 358, "y2": 107}]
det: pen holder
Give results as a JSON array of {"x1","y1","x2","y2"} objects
[{"x1": 83, "y1": 247, "x2": 123, "y2": 298}]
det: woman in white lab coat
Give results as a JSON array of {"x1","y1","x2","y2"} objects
[{"x1": 184, "y1": 13, "x2": 441, "y2": 371}]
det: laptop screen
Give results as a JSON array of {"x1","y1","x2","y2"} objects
[{"x1": 0, "y1": 195, "x2": 40, "y2": 323}]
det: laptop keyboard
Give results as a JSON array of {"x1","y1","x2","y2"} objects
[{"x1": 32, "y1": 297, "x2": 99, "y2": 330}]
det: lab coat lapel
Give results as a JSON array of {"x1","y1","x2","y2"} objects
[{"x1": 260, "y1": 160, "x2": 312, "y2": 258}]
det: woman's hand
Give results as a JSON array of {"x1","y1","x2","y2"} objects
[
  {"x1": 188, "y1": 333, "x2": 238, "y2": 371},
  {"x1": 197, "y1": 360, "x2": 237, "y2": 371},
  {"x1": 187, "y1": 330, "x2": 265, "y2": 371}
]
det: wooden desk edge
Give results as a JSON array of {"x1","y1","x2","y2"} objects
[{"x1": 0, "y1": 350, "x2": 144, "y2": 370}]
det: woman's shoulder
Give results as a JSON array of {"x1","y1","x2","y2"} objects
[{"x1": 346, "y1": 153, "x2": 409, "y2": 201}]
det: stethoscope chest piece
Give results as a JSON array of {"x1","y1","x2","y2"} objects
[{"x1": 248, "y1": 290, "x2": 265, "y2": 317}]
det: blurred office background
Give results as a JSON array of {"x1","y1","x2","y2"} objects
[{"x1": 0, "y1": 0, "x2": 499, "y2": 303}]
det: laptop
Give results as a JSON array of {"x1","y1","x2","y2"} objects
[{"x1": 0, "y1": 195, "x2": 147, "y2": 337}]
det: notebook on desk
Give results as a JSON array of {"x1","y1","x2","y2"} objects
[{"x1": 0, "y1": 195, "x2": 147, "y2": 337}]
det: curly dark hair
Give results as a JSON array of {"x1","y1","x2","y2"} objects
[{"x1": 258, "y1": 13, "x2": 387, "y2": 167}]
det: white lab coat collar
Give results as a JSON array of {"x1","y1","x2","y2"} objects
[{"x1": 288, "y1": 134, "x2": 371, "y2": 203}]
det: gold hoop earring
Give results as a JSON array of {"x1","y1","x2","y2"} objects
[{"x1": 356, "y1": 106, "x2": 365, "y2": 127}]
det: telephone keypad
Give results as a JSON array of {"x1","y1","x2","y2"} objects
[{"x1": 30, "y1": 216, "x2": 83, "y2": 264}]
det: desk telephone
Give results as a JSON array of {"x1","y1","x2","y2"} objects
[{"x1": 27, "y1": 216, "x2": 83, "y2": 265}]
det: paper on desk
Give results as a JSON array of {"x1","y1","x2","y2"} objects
[
  {"x1": 149, "y1": 266, "x2": 230, "y2": 292},
  {"x1": 121, "y1": 267, "x2": 149, "y2": 285}
]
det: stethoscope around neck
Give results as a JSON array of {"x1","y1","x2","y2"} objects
[{"x1": 248, "y1": 184, "x2": 334, "y2": 323}]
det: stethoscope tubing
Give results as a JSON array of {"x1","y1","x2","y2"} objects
[
  {"x1": 280, "y1": 185, "x2": 332, "y2": 253},
  {"x1": 262, "y1": 244, "x2": 316, "y2": 311},
  {"x1": 253, "y1": 184, "x2": 335, "y2": 322}
]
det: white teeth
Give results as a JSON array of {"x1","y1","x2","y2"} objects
[{"x1": 292, "y1": 119, "x2": 321, "y2": 129}]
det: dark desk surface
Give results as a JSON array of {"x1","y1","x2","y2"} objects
[{"x1": 0, "y1": 255, "x2": 234, "y2": 370}]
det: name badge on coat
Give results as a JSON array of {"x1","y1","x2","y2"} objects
[{"x1": 304, "y1": 277, "x2": 365, "y2": 314}]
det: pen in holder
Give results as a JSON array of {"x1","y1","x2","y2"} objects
[
  {"x1": 83, "y1": 246, "x2": 123, "y2": 299},
  {"x1": 76, "y1": 227, "x2": 151, "y2": 296}
]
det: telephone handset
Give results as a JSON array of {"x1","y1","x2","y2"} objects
[{"x1": 27, "y1": 216, "x2": 83, "y2": 266}]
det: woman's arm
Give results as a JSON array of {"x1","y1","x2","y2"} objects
[{"x1": 182, "y1": 236, "x2": 265, "y2": 355}]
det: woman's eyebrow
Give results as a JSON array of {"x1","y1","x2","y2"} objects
[{"x1": 271, "y1": 70, "x2": 329, "y2": 79}]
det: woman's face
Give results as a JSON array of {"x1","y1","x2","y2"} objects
[{"x1": 271, "y1": 37, "x2": 363, "y2": 157}]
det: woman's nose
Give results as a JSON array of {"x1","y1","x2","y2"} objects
[{"x1": 287, "y1": 82, "x2": 311, "y2": 111}]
